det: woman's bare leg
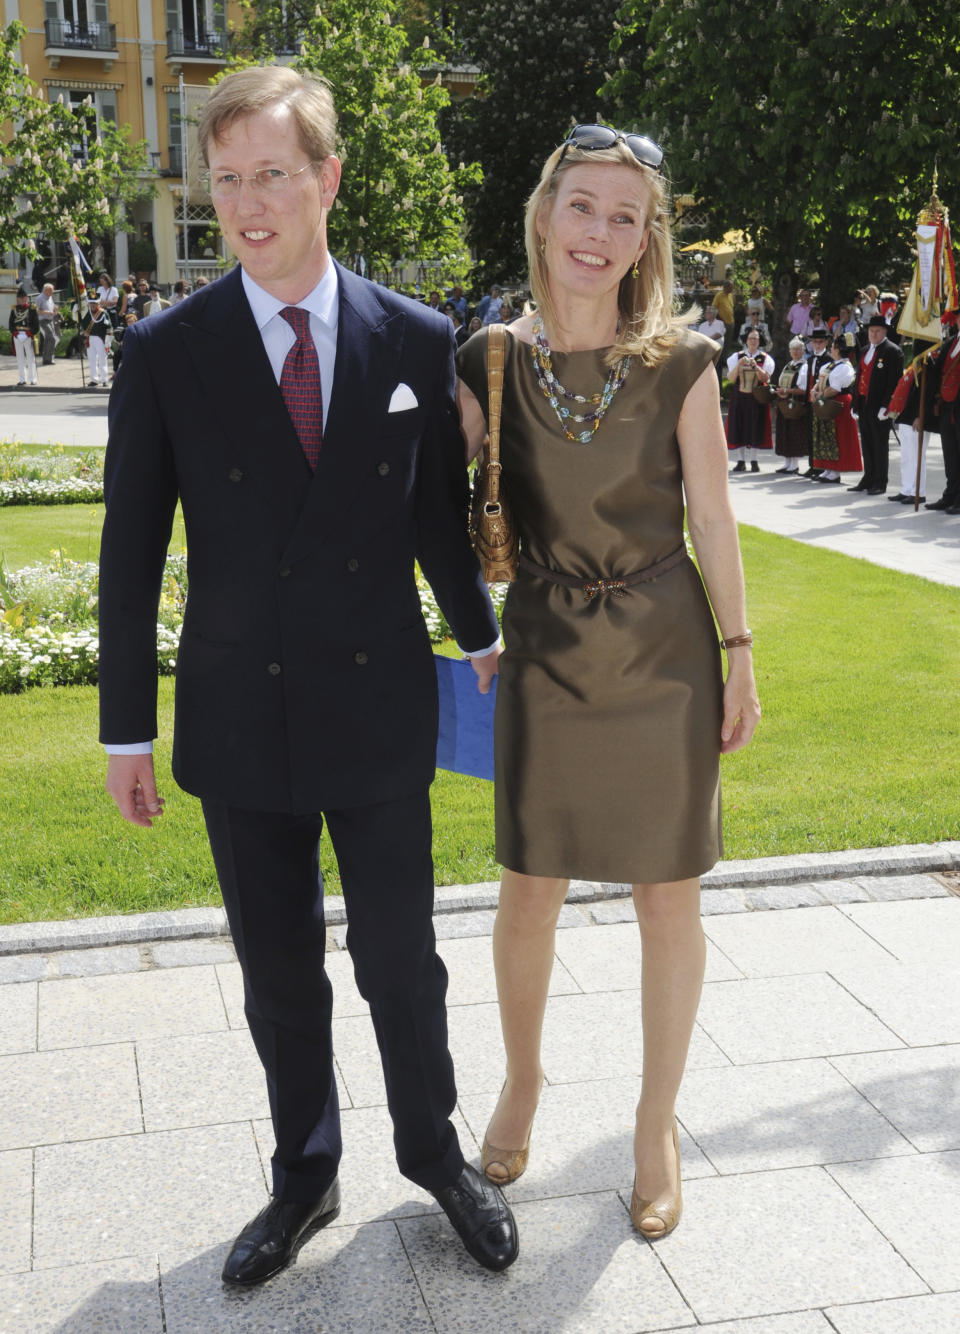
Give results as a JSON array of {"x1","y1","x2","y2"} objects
[
  {"x1": 484, "y1": 869, "x2": 569, "y2": 1149},
  {"x1": 632, "y1": 878, "x2": 705, "y2": 1208}
]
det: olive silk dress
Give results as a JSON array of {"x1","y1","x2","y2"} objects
[{"x1": 457, "y1": 326, "x2": 724, "y2": 884}]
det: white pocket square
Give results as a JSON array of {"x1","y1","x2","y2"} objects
[{"x1": 388, "y1": 382, "x2": 418, "y2": 413}]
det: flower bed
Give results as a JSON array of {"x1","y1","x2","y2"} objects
[
  {"x1": 0, "y1": 446, "x2": 104, "y2": 506},
  {"x1": 0, "y1": 551, "x2": 507, "y2": 693}
]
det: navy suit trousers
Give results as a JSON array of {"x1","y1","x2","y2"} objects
[{"x1": 202, "y1": 789, "x2": 465, "y2": 1201}]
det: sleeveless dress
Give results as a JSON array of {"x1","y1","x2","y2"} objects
[{"x1": 457, "y1": 326, "x2": 724, "y2": 884}]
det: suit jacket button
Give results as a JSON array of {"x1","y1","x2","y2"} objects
[
  {"x1": 267, "y1": 662, "x2": 282, "y2": 676},
  {"x1": 346, "y1": 558, "x2": 359, "y2": 572},
  {"x1": 228, "y1": 467, "x2": 243, "y2": 482},
  {"x1": 354, "y1": 650, "x2": 368, "y2": 665},
  {"x1": 279, "y1": 566, "x2": 292, "y2": 579},
  {"x1": 377, "y1": 461, "x2": 390, "y2": 476}
]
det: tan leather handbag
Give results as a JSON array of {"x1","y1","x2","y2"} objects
[{"x1": 469, "y1": 324, "x2": 518, "y2": 582}]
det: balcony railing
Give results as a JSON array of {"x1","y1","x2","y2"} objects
[
  {"x1": 166, "y1": 27, "x2": 229, "y2": 61},
  {"x1": 167, "y1": 144, "x2": 184, "y2": 176},
  {"x1": 44, "y1": 17, "x2": 117, "y2": 53}
]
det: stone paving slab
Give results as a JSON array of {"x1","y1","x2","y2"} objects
[
  {"x1": 631, "y1": 1165, "x2": 926, "y2": 1323},
  {"x1": 827, "y1": 1150, "x2": 960, "y2": 1291},
  {"x1": 554, "y1": 921, "x2": 743, "y2": 991},
  {"x1": 398, "y1": 1191, "x2": 695, "y2": 1334},
  {"x1": 829, "y1": 1044, "x2": 960, "y2": 1153},
  {"x1": 37, "y1": 965, "x2": 228, "y2": 1050},
  {"x1": 0, "y1": 982, "x2": 37, "y2": 1054},
  {"x1": 829, "y1": 958, "x2": 960, "y2": 1048},
  {"x1": 136, "y1": 1029, "x2": 268, "y2": 1132},
  {"x1": 824, "y1": 1291, "x2": 960, "y2": 1332},
  {"x1": 676, "y1": 1057, "x2": 915, "y2": 1175},
  {"x1": 0, "y1": 1256, "x2": 163, "y2": 1334},
  {"x1": 696, "y1": 973, "x2": 904, "y2": 1065},
  {"x1": 701, "y1": 903, "x2": 897, "y2": 977},
  {"x1": 0, "y1": 1044, "x2": 141, "y2": 1150},
  {"x1": 837, "y1": 896, "x2": 960, "y2": 965},
  {"x1": 32, "y1": 1123, "x2": 266, "y2": 1270},
  {"x1": 159, "y1": 1224, "x2": 434, "y2": 1333},
  {"x1": 0, "y1": 1150, "x2": 32, "y2": 1277}
]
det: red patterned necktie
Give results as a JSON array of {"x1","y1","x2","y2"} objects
[{"x1": 279, "y1": 306, "x2": 323, "y2": 470}]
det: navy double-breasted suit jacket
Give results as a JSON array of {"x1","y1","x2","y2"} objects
[{"x1": 98, "y1": 262, "x2": 498, "y2": 813}]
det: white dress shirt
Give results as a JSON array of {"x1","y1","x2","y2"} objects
[{"x1": 105, "y1": 262, "x2": 495, "y2": 755}]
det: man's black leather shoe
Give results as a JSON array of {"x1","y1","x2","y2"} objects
[
  {"x1": 946, "y1": 503, "x2": 960, "y2": 514},
  {"x1": 431, "y1": 1163, "x2": 519, "y2": 1271},
  {"x1": 222, "y1": 1178, "x2": 341, "y2": 1286},
  {"x1": 926, "y1": 497, "x2": 950, "y2": 510},
  {"x1": 847, "y1": 481, "x2": 869, "y2": 491},
  {"x1": 730, "y1": 461, "x2": 746, "y2": 473},
  {"x1": 867, "y1": 486, "x2": 887, "y2": 495}
]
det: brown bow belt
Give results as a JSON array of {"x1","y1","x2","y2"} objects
[{"x1": 517, "y1": 545, "x2": 689, "y2": 602}]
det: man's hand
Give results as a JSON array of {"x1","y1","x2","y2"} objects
[
  {"x1": 105, "y1": 753, "x2": 165, "y2": 827},
  {"x1": 467, "y1": 646, "x2": 502, "y2": 695}
]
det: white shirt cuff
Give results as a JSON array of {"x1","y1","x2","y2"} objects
[
  {"x1": 103, "y1": 741, "x2": 154, "y2": 754},
  {"x1": 459, "y1": 637, "x2": 501, "y2": 658}
]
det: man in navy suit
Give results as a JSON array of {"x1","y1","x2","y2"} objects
[{"x1": 98, "y1": 66, "x2": 517, "y2": 1284}]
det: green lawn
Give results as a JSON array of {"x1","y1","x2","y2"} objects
[
  {"x1": 0, "y1": 501, "x2": 186, "y2": 570},
  {"x1": 1, "y1": 517, "x2": 959, "y2": 924}
]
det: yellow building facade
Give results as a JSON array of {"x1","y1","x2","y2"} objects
[{"x1": 7, "y1": 0, "x2": 247, "y2": 286}]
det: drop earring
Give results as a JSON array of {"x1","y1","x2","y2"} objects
[
  {"x1": 539, "y1": 239, "x2": 546, "y2": 256},
  {"x1": 631, "y1": 258, "x2": 640, "y2": 278}
]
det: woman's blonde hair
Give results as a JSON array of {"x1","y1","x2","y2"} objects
[{"x1": 524, "y1": 137, "x2": 691, "y2": 368}]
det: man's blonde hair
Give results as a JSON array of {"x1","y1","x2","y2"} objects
[
  {"x1": 198, "y1": 66, "x2": 337, "y2": 166},
  {"x1": 525, "y1": 138, "x2": 690, "y2": 368}
]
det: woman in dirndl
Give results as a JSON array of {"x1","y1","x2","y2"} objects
[
  {"x1": 773, "y1": 337, "x2": 809, "y2": 474},
  {"x1": 726, "y1": 328, "x2": 774, "y2": 472},
  {"x1": 811, "y1": 336, "x2": 861, "y2": 484}
]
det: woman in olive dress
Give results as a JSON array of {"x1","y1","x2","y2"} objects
[{"x1": 456, "y1": 126, "x2": 760, "y2": 1238}]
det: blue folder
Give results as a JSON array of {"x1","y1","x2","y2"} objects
[{"x1": 435, "y1": 655, "x2": 497, "y2": 780}]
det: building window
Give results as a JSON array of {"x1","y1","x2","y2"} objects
[
  {"x1": 166, "y1": 0, "x2": 226, "y2": 56},
  {"x1": 175, "y1": 202, "x2": 223, "y2": 262},
  {"x1": 44, "y1": 0, "x2": 111, "y2": 46},
  {"x1": 47, "y1": 86, "x2": 117, "y2": 160}
]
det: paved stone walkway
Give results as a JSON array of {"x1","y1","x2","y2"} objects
[{"x1": 1, "y1": 846, "x2": 958, "y2": 1332}]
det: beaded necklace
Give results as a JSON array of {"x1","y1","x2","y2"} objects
[{"x1": 530, "y1": 316, "x2": 631, "y2": 444}]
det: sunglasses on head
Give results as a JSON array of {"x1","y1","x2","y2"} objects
[{"x1": 555, "y1": 124, "x2": 664, "y2": 174}]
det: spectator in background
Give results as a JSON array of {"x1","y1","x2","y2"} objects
[
  {"x1": 97, "y1": 272, "x2": 119, "y2": 316},
  {"x1": 195, "y1": 275, "x2": 211, "y2": 288},
  {"x1": 117, "y1": 280, "x2": 134, "y2": 321},
  {"x1": 36, "y1": 282, "x2": 59, "y2": 365},
  {"x1": 698, "y1": 304, "x2": 726, "y2": 387},
  {"x1": 466, "y1": 316, "x2": 482, "y2": 338},
  {"x1": 713, "y1": 279, "x2": 736, "y2": 352},
  {"x1": 738, "y1": 307, "x2": 771, "y2": 349},
  {"x1": 142, "y1": 286, "x2": 171, "y2": 317},
  {"x1": 746, "y1": 284, "x2": 772, "y2": 318},
  {"x1": 172, "y1": 280, "x2": 191, "y2": 303},
  {"x1": 447, "y1": 284, "x2": 468, "y2": 320},
  {"x1": 426, "y1": 290, "x2": 442, "y2": 310},
  {"x1": 858, "y1": 285, "x2": 880, "y2": 321},
  {"x1": 476, "y1": 283, "x2": 502, "y2": 323},
  {"x1": 112, "y1": 311, "x2": 138, "y2": 373},
  {"x1": 131, "y1": 280, "x2": 151, "y2": 317},
  {"x1": 787, "y1": 288, "x2": 814, "y2": 337}
]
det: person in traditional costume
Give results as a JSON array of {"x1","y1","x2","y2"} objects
[
  {"x1": 773, "y1": 337, "x2": 809, "y2": 473},
  {"x1": 8, "y1": 287, "x2": 39, "y2": 386},
  {"x1": 850, "y1": 315, "x2": 903, "y2": 493},
  {"x1": 726, "y1": 328, "x2": 774, "y2": 471},
  {"x1": 926, "y1": 315, "x2": 960, "y2": 512},
  {"x1": 456, "y1": 123, "x2": 760, "y2": 1242},
  {"x1": 885, "y1": 342, "x2": 941, "y2": 504},
  {"x1": 810, "y1": 336, "x2": 861, "y2": 483},
  {"x1": 801, "y1": 328, "x2": 832, "y2": 477}
]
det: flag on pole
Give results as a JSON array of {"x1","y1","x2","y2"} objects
[
  {"x1": 68, "y1": 236, "x2": 91, "y2": 326},
  {"x1": 898, "y1": 175, "x2": 956, "y2": 341}
]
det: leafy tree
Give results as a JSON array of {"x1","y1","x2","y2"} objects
[
  {"x1": 0, "y1": 21, "x2": 150, "y2": 261},
  {"x1": 439, "y1": 0, "x2": 622, "y2": 285},
  {"x1": 233, "y1": 1, "x2": 479, "y2": 281},
  {"x1": 606, "y1": 0, "x2": 960, "y2": 353}
]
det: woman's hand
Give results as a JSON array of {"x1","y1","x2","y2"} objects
[{"x1": 720, "y1": 656, "x2": 761, "y2": 754}]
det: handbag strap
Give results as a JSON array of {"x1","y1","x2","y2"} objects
[{"x1": 484, "y1": 324, "x2": 506, "y2": 501}]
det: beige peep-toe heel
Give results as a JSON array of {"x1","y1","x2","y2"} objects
[
  {"x1": 481, "y1": 1127, "x2": 532, "y2": 1186},
  {"x1": 631, "y1": 1121, "x2": 682, "y2": 1238}
]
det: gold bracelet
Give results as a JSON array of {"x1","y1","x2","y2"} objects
[{"x1": 721, "y1": 631, "x2": 753, "y2": 650}]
